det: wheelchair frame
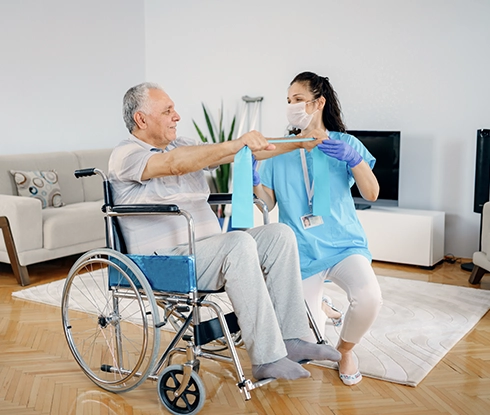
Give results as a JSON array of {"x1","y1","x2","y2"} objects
[{"x1": 61, "y1": 167, "x2": 324, "y2": 415}]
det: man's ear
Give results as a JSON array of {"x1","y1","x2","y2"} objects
[{"x1": 134, "y1": 111, "x2": 147, "y2": 130}]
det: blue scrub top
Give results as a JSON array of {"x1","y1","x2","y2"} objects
[{"x1": 260, "y1": 131, "x2": 376, "y2": 279}]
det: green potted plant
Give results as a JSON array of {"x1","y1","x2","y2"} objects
[{"x1": 193, "y1": 103, "x2": 236, "y2": 218}]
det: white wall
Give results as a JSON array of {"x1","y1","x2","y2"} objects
[
  {"x1": 0, "y1": 0, "x2": 146, "y2": 155},
  {"x1": 145, "y1": 0, "x2": 490, "y2": 258},
  {"x1": 0, "y1": 1, "x2": 488, "y2": 259}
]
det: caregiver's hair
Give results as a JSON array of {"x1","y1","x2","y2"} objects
[
  {"x1": 290, "y1": 71, "x2": 346, "y2": 133},
  {"x1": 123, "y1": 82, "x2": 164, "y2": 133}
]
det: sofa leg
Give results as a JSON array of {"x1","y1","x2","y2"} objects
[
  {"x1": 468, "y1": 265, "x2": 487, "y2": 285},
  {"x1": 0, "y1": 216, "x2": 30, "y2": 286}
]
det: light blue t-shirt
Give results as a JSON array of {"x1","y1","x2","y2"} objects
[{"x1": 260, "y1": 131, "x2": 375, "y2": 279}]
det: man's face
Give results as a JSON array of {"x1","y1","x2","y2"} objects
[{"x1": 141, "y1": 89, "x2": 181, "y2": 146}]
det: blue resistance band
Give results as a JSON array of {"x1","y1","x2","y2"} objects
[
  {"x1": 268, "y1": 137, "x2": 315, "y2": 144},
  {"x1": 231, "y1": 146, "x2": 254, "y2": 228},
  {"x1": 311, "y1": 147, "x2": 331, "y2": 216},
  {"x1": 232, "y1": 138, "x2": 329, "y2": 228}
]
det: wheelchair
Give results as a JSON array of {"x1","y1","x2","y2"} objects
[{"x1": 61, "y1": 167, "x2": 326, "y2": 415}]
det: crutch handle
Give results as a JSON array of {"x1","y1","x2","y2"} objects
[{"x1": 242, "y1": 95, "x2": 264, "y2": 103}]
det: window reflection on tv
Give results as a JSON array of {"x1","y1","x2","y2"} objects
[{"x1": 346, "y1": 130, "x2": 400, "y2": 207}]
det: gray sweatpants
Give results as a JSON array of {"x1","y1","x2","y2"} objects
[{"x1": 158, "y1": 223, "x2": 311, "y2": 364}]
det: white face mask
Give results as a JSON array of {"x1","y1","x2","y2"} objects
[{"x1": 286, "y1": 100, "x2": 318, "y2": 131}]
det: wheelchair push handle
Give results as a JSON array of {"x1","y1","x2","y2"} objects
[
  {"x1": 75, "y1": 168, "x2": 97, "y2": 178},
  {"x1": 75, "y1": 168, "x2": 109, "y2": 182}
]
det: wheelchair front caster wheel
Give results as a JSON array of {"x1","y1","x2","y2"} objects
[{"x1": 158, "y1": 364, "x2": 206, "y2": 415}]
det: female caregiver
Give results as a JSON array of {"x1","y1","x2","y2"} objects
[{"x1": 253, "y1": 71, "x2": 383, "y2": 386}]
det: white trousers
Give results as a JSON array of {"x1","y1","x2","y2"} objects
[
  {"x1": 302, "y1": 254, "x2": 382, "y2": 344},
  {"x1": 158, "y1": 223, "x2": 311, "y2": 364}
]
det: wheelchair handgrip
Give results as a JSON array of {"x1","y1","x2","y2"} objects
[
  {"x1": 207, "y1": 193, "x2": 232, "y2": 205},
  {"x1": 75, "y1": 168, "x2": 96, "y2": 178},
  {"x1": 112, "y1": 204, "x2": 180, "y2": 214}
]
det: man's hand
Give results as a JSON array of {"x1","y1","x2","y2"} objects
[{"x1": 238, "y1": 130, "x2": 276, "y2": 152}]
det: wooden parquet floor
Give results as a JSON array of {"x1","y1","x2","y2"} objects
[{"x1": 1, "y1": 256, "x2": 490, "y2": 415}]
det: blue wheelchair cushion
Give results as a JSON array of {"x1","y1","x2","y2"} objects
[{"x1": 108, "y1": 254, "x2": 197, "y2": 294}]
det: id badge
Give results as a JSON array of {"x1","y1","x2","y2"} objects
[{"x1": 301, "y1": 214, "x2": 324, "y2": 229}]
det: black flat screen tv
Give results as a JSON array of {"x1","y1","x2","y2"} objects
[{"x1": 346, "y1": 130, "x2": 401, "y2": 209}]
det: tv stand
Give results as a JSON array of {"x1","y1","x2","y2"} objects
[
  {"x1": 355, "y1": 203, "x2": 371, "y2": 210},
  {"x1": 255, "y1": 205, "x2": 445, "y2": 268},
  {"x1": 356, "y1": 207, "x2": 445, "y2": 267}
]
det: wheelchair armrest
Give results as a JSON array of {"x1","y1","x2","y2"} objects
[
  {"x1": 207, "y1": 193, "x2": 232, "y2": 205},
  {"x1": 207, "y1": 193, "x2": 270, "y2": 225},
  {"x1": 112, "y1": 204, "x2": 180, "y2": 214}
]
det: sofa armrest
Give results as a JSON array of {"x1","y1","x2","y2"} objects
[{"x1": 0, "y1": 195, "x2": 43, "y2": 253}]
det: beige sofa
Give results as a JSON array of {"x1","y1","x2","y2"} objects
[
  {"x1": 469, "y1": 201, "x2": 490, "y2": 284},
  {"x1": 0, "y1": 149, "x2": 112, "y2": 285}
]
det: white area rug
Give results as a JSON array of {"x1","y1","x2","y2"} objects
[
  {"x1": 317, "y1": 276, "x2": 490, "y2": 386},
  {"x1": 12, "y1": 275, "x2": 490, "y2": 386}
]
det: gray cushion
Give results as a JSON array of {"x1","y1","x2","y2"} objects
[{"x1": 42, "y1": 201, "x2": 105, "y2": 250}]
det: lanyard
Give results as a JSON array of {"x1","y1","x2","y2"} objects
[{"x1": 300, "y1": 149, "x2": 314, "y2": 213}]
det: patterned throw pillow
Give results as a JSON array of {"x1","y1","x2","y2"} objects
[{"x1": 10, "y1": 170, "x2": 64, "y2": 208}]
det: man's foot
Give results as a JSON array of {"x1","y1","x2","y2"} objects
[
  {"x1": 252, "y1": 357, "x2": 311, "y2": 380},
  {"x1": 285, "y1": 338, "x2": 342, "y2": 363}
]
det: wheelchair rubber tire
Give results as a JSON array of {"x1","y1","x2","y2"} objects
[
  {"x1": 61, "y1": 248, "x2": 161, "y2": 393},
  {"x1": 158, "y1": 364, "x2": 206, "y2": 415}
]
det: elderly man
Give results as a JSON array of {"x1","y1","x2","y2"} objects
[{"x1": 108, "y1": 82, "x2": 341, "y2": 380}]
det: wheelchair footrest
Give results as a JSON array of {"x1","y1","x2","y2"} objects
[
  {"x1": 195, "y1": 312, "x2": 240, "y2": 346},
  {"x1": 250, "y1": 377, "x2": 276, "y2": 389}
]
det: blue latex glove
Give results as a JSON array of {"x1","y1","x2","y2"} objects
[
  {"x1": 252, "y1": 155, "x2": 260, "y2": 186},
  {"x1": 317, "y1": 139, "x2": 363, "y2": 168}
]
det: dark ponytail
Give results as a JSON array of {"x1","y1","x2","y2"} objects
[{"x1": 290, "y1": 71, "x2": 346, "y2": 133}]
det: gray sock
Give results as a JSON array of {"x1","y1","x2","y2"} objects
[
  {"x1": 285, "y1": 338, "x2": 342, "y2": 363},
  {"x1": 252, "y1": 357, "x2": 311, "y2": 380}
]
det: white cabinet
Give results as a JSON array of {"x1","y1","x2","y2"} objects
[
  {"x1": 356, "y1": 207, "x2": 445, "y2": 267},
  {"x1": 254, "y1": 204, "x2": 445, "y2": 268}
]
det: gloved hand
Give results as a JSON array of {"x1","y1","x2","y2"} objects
[
  {"x1": 317, "y1": 139, "x2": 363, "y2": 168},
  {"x1": 252, "y1": 155, "x2": 260, "y2": 186}
]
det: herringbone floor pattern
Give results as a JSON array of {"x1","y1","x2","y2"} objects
[{"x1": 1, "y1": 256, "x2": 489, "y2": 414}]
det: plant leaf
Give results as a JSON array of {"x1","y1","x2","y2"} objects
[
  {"x1": 193, "y1": 102, "x2": 236, "y2": 193},
  {"x1": 202, "y1": 104, "x2": 217, "y2": 144},
  {"x1": 192, "y1": 120, "x2": 207, "y2": 143},
  {"x1": 218, "y1": 101, "x2": 224, "y2": 141},
  {"x1": 226, "y1": 116, "x2": 236, "y2": 141}
]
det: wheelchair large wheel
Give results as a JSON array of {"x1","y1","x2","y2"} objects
[
  {"x1": 158, "y1": 364, "x2": 206, "y2": 415},
  {"x1": 61, "y1": 248, "x2": 161, "y2": 393},
  {"x1": 168, "y1": 292, "x2": 243, "y2": 352}
]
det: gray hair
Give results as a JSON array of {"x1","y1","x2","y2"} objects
[{"x1": 122, "y1": 82, "x2": 164, "y2": 133}]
